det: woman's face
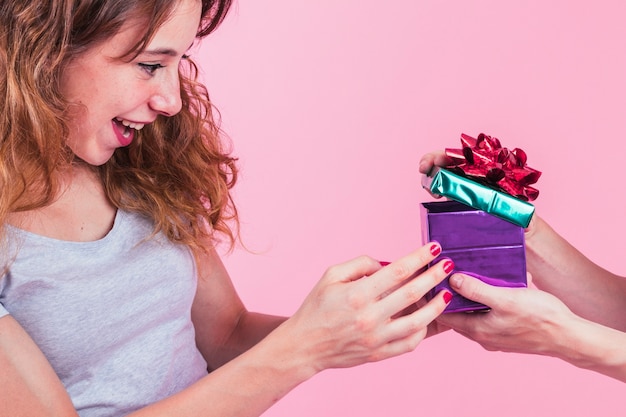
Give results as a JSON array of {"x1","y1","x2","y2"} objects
[{"x1": 60, "y1": 0, "x2": 202, "y2": 166}]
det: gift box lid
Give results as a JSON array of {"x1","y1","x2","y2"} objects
[{"x1": 422, "y1": 167, "x2": 535, "y2": 228}]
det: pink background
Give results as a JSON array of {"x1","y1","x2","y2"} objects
[{"x1": 198, "y1": 1, "x2": 626, "y2": 416}]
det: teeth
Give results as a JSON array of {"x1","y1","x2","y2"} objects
[{"x1": 115, "y1": 117, "x2": 145, "y2": 131}]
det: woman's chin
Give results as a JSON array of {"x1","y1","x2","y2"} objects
[{"x1": 71, "y1": 150, "x2": 115, "y2": 167}]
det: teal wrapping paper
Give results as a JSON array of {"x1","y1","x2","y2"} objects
[{"x1": 422, "y1": 167, "x2": 535, "y2": 228}]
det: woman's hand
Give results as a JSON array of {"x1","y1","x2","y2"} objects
[
  {"x1": 280, "y1": 242, "x2": 453, "y2": 374},
  {"x1": 436, "y1": 273, "x2": 577, "y2": 357}
]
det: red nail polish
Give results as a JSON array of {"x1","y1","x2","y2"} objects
[
  {"x1": 430, "y1": 243, "x2": 441, "y2": 257},
  {"x1": 443, "y1": 291, "x2": 453, "y2": 304},
  {"x1": 379, "y1": 261, "x2": 390, "y2": 266},
  {"x1": 443, "y1": 260, "x2": 454, "y2": 274}
]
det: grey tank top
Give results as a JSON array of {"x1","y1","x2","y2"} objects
[{"x1": 0, "y1": 210, "x2": 208, "y2": 416}]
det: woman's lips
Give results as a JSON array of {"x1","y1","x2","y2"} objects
[{"x1": 112, "y1": 119, "x2": 134, "y2": 146}]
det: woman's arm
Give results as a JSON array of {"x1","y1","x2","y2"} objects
[
  {"x1": 1, "y1": 243, "x2": 453, "y2": 417},
  {"x1": 190, "y1": 247, "x2": 287, "y2": 370},
  {"x1": 132, "y1": 243, "x2": 454, "y2": 417},
  {"x1": 0, "y1": 315, "x2": 79, "y2": 417}
]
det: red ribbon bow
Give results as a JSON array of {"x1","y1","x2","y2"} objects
[{"x1": 445, "y1": 133, "x2": 541, "y2": 201}]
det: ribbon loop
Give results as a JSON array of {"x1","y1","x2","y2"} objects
[{"x1": 444, "y1": 133, "x2": 541, "y2": 202}]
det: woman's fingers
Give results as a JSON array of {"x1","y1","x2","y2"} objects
[
  {"x1": 359, "y1": 242, "x2": 445, "y2": 301},
  {"x1": 319, "y1": 255, "x2": 384, "y2": 284},
  {"x1": 376, "y1": 258, "x2": 453, "y2": 319},
  {"x1": 290, "y1": 243, "x2": 457, "y2": 371},
  {"x1": 322, "y1": 242, "x2": 445, "y2": 301},
  {"x1": 381, "y1": 289, "x2": 452, "y2": 345},
  {"x1": 340, "y1": 289, "x2": 453, "y2": 364}
]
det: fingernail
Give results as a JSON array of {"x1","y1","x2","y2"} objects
[
  {"x1": 443, "y1": 260, "x2": 454, "y2": 274},
  {"x1": 430, "y1": 243, "x2": 441, "y2": 257},
  {"x1": 443, "y1": 291, "x2": 453, "y2": 304},
  {"x1": 449, "y1": 274, "x2": 463, "y2": 288},
  {"x1": 379, "y1": 261, "x2": 390, "y2": 266}
]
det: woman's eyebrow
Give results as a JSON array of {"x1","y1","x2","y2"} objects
[
  {"x1": 140, "y1": 48, "x2": 179, "y2": 57},
  {"x1": 141, "y1": 43, "x2": 195, "y2": 58}
]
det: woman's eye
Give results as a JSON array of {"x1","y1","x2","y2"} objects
[{"x1": 138, "y1": 63, "x2": 165, "y2": 75}]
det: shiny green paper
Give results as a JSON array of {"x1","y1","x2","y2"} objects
[{"x1": 422, "y1": 167, "x2": 535, "y2": 228}]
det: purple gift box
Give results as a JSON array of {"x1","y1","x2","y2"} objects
[{"x1": 421, "y1": 200, "x2": 527, "y2": 313}]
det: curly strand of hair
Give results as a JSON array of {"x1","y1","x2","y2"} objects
[
  {"x1": 102, "y1": 56, "x2": 239, "y2": 253},
  {"x1": 1, "y1": 1, "x2": 73, "y2": 220}
]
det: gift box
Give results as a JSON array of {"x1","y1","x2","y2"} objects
[
  {"x1": 420, "y1": 133, "x2": 540, "y2": 312},
  {"x1": 421, "y1": 200, "x2": 527, "y2": 312}
]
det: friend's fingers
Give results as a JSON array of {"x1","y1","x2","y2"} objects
[
  {"x1": 448, "y1": 273, "x2": 521, "y2": 311},
  {"x1": 436, "y1": 273, "x2": 511, "y2": 332},
  {"x1": 418, "y1": 150, "x2": 452, "y2": 174}
]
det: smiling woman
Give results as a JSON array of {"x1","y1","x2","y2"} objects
[
  {"x1": 1, "y1": 0, "x2": 237, "y2": 249},
  {"x1": 0, "y1": 1, "x2": 455, "y2": 416}
]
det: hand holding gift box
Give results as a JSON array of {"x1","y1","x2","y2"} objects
[{"x1": 421, "y1": 133, "x2": 541, "y2": 312}]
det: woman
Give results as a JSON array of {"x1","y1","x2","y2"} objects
[
  {"x1": 0, "y1": 1, "x2": 454, "y2": 415},
  {"x1": 419, "y1": 152, "x2": 626, "y2": 383}
]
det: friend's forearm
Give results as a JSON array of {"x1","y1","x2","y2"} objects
[
  {"x1": 559, "y1": 315, "x2": 626, "y2": 383},
  {"x1": 525, "y1": 216, "x2": 626, "y2": 329}
]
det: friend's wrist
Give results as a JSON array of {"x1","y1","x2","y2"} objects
[{"x1": 557, "y1": 316, "x2": 626, "y2": 377}]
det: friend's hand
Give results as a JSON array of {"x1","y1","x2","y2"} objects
[
  {"x1": 283, "y1": 243, "x2": 454, "y2": 374},
  {"x1": 436, "y1": 273, "x2": 577, "y2": 357},
  {"x1": 418, "y1": 150, "x2": 453, "y2": 175}
]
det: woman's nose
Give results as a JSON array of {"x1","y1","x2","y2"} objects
[{"x1": 149, "y1": 71, "x2": 183, "y2": 117}]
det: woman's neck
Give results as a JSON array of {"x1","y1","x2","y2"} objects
[{"x1": 7, "y1": 164, "x2": 117, "y2": 242}]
